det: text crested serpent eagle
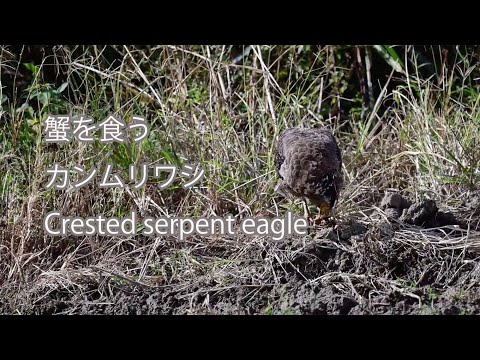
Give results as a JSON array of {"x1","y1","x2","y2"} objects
[{"x1": 275, "y1": 127, "x2": 344, "y2": 223}]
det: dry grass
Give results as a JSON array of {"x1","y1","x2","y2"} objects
[{"x1": 1, "y1": 45, "x2": 480, "y2": 314}]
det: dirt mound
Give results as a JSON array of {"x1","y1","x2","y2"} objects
[{"x1": 381, "y1": 192, "x2": 462, "y2": 228}]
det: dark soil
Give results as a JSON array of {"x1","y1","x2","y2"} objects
[{"x1": 2, "y1": 193, "x2": 479, "y2": 315}]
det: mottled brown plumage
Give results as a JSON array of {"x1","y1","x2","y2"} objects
[{"x1": 275, "y1": 127, "x2": 343, "y2": 222}]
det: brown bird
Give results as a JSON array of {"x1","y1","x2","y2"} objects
[{"x1": 274, "y1": 127, "x2": 344, "y2": 224}]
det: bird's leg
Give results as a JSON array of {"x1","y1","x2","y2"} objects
[
  {"x1": 302, "y1": 199, "x2": 317, "y2": 233},
  {"x1": 302, "y1": 199, "x2": 311, "y2": 220},
  {"x1": 313, "y1": 208, "x2": 323, "y2": 225}
]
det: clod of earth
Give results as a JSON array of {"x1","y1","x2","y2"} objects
[
  {"x1": 381, "y1": 192, "x2": 461, "y2": 228},
  {"x1": 381, "y1": 192, "x2": 413, "y2": 210}
]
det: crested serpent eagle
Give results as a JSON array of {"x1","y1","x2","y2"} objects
[{"x1": 275, "y1": 127, "x2": 344, "y2": 223}]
